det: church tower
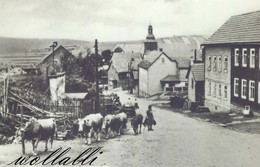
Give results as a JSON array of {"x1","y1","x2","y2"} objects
[{"x1": 144, "y1": 24, "x2": 158, "y2": 54}]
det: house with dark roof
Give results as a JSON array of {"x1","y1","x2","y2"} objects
[
  {"x1": 186, "y1": 63, "x2": 205, "y2": 103},
  {"x1": 138, "y1": 50, "x2": 189, "y2": 97},
  {"x1": 38, "y1": 45, "x2": 78, "y2": 77},
  {"x1": 107, "y1": 52, "x2": 142, "y2": 90},
  {"x1": 202, "y1": 10, "x2": 260, "y2": 113}
]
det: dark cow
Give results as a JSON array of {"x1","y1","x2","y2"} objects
[
  {"x1": 78, "y1": 113, "x2": 103, "y2": 145},
  {"x1": 131, "y1": 114, "x2": 143, "y2": 134},
  {"x1": 102, "y1": 114, "x2": 121, "y2": 139},
  {"x1": 15, "y1": 118, "x2": 56, "y2": 155}
]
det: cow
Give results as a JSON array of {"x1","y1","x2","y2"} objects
[
  {"x1": 115, "y1": 112, "x2": 127, "y2": 134},
  {"x1": 14, "y1": 117, "x2": 56, "y2": 155},
  {"x1": 102, "y1": 114, "x2": 120, "y2": 139},
  {"x1": 78, "y1": 113, "x2": 103, "y2": 145},
  {"x1": 131, "y1": 114, "x2": 143, "y2": 134},
  {"x1": 102, "y1": 113, "x2": 127, "y2": 139}
]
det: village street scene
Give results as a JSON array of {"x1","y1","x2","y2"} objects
[{"x1": 1, "y1": 0, "x2": 260, "y2": 167}]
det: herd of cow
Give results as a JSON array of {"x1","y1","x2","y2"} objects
[{"x1": 13, "y1": 112, "x2": 145, "y2": 156}]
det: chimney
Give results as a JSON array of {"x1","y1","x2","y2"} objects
[
  {"x1": 159, "y1": 48, "x2": 163, "y2": 52},
  {"x1": 193, "y1": 49, "x2": 197, "y2": 63}
]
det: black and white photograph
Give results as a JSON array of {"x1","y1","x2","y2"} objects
[{"x1": 1, "y1": 0, "x2": 260, "y2": 166}]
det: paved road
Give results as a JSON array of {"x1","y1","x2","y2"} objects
[{"x1": 1, "y1": 89, "x2": 260, "y2": 166}]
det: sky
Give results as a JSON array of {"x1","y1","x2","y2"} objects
[{"x1": 0, "y1": 0, "x2": 260, "y2": 42}]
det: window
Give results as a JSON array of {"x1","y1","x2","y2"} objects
[
  {"x1": 241, "y1": 79, "x2": 247, "y2": 99},
  {"x1": 234, "y1": 78, "x2": 239, "y2": 97},
  {"x1": 242, "y1": 48, "x2": 248, "y2": 67},
  {"x1": 224, "y1": 57, "x2": 228, "y2": 72},
  {"x1": 234, "y1": 48, "x2": 239, "y2": 66},
  {"x1": 161, "y1": 57, "x2": 165, "y2": 63},
  {"x1": 213, "y1": 56, "x2": 217, "y2": 71},
  {"x1": 224, "y1": 85, "x2": 227, "y2": 100},
  {"x1": 218, "y1": 56, "x2": 222, "y2": 72},
  {"x1": 208, "y1": 56, "x2": 211, "y2": 70},
  {"x1": 213, "y1": 82, "x2": 216, "y2": 97},
  {"x1": 218, "y1": 83, "x2": 222, "y2": 98},
  {"x1": 192, "y1": 79, "x2": 194, "y2": 89},
  {"x1": 249, "y1": 80, "x2": 255, "y2": 101},
  {"x1": 208, "y1": 80, "x2": 211, "y2": 96},
  {"x1": 250, "y1": 48, "x2": 255, "y2": 68}
]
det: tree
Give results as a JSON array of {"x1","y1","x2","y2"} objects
[{"x1": 102, "y1": 50, "x2": 112, "y2": 63}]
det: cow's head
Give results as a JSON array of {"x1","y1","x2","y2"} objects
[
  {"x1": 102, "y1": 115, "x2": 113, "y2": 134},
  {"x1": 78, "y1": 118, "x2": 91, "y2": 137},
  {"x1": 78, "y1": 118, "x2": 85, "y2": 132},
  {"x1": 84, "y1": 117, "x2": 93, "y2": 127}
]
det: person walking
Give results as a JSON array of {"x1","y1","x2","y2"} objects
[{"x1": 145, "y1": 105, "x2": 156, "y2": 131}]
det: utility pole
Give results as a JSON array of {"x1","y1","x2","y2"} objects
[
  {"x1": 3, "y1": 66, "x2": 9, "y2": 117},
  {"x1": 95, "y1": 39, "x2": 100, "y2": 113},
  {"x1": 194, "y1": 49, "x2": 197, "y2": 63}
]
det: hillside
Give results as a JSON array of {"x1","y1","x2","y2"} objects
[
  {"x1": 0, "y1": 37, "x2": 89, "y2": 54},
  {"x1": 0, "y1": 35, "x2": 209, "y2": 69}
]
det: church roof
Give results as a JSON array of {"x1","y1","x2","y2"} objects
[
  {"x1": 146, "y1": 34, "x2": 155, "y2": 40},
  {"x1": 146, "y1": 24, "x2": 156, "y2": 40}
]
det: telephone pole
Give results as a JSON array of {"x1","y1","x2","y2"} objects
[{"x1": 95, "y1": 39, "x2": 100, "y2": 113}]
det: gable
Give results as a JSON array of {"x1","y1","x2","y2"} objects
[{"x1": 150, "y1": 53, "x2": 175, "y2": 68}]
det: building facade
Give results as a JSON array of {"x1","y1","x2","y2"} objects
[
  {"x1": 138, "y1": 51, "x2": 178, "y2": 96},
  {"x1": 107, "y1": 52, "x2": 142, "y2": 90},
  {"x1": 231, "y1": 45, "x2": 260, "y2": 112},
  {"x1": 38, "y1": 45, "x2": 78, "y2": 77},
  {"x1": 186, "y1": 63, "x2": 205, "y2": 103},
  {"x1": 203, "y1": 46, "x2": 231, "y2": 112},
  {"x1": 203, "y1": 10, "x2": 260, "y2": 113}
]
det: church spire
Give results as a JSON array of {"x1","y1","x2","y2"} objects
[
  {"x1": 146, "y1": 24, "x2": 155, "y2": 40},
  {"x1": 144, "y1": 24, "x2": 158, "y2": 54}
]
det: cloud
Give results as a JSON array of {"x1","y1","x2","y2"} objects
[{"x1": 0, "y1": 0, "x2": 259, "y2": 41}]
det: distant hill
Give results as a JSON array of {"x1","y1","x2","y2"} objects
[
  {"x1": 0, "y1": 35, "x2": 209, "y2": 69},
  {"x1": 0, "y1": 37, "x2": 89, "y2": 54}
]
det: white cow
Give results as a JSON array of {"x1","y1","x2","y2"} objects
[
  {"x1": 14, "y1": 118, "x2": 56, "y2": 155},
  {"x1": 78, "y1": 113, "x2": 103, "y2": 145}
]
